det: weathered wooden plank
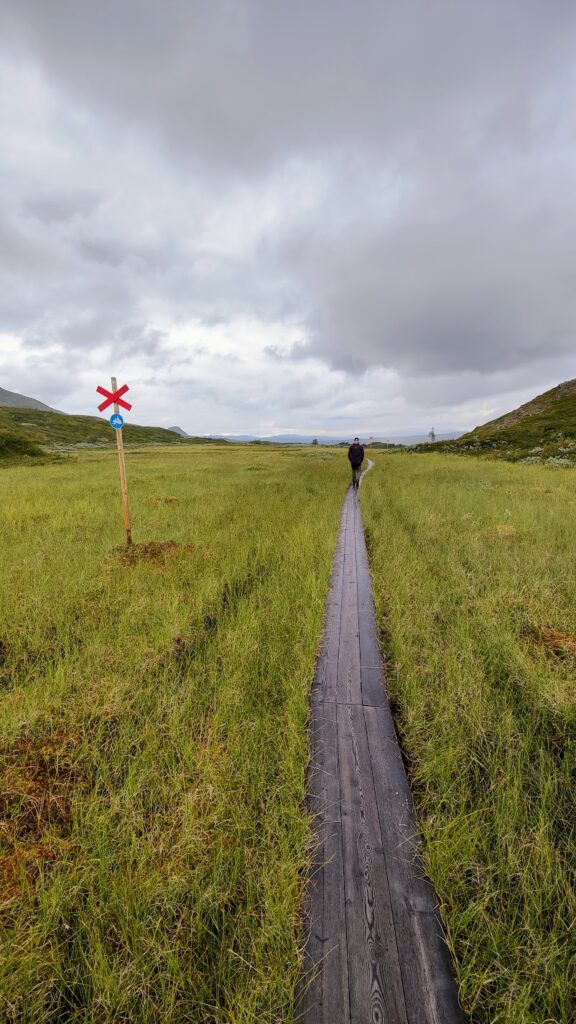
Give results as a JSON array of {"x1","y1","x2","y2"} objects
[
  {"x1": 364, "y1": 707, "x2": 464, "y2": 1023},
  {"x1": 311, "y1": 655, "x2": 339, "y2": 705},
  {"x1": 300, "y1": 702, "x2": 349, "y2": 1021},
  {"x1": 311, "y1": 501, "x2": 347, "y2": 707},
  {"x1": 336, "y1": 629, "x2": 361, "y2": 705},
  {"x1": 411, "y1": 911, "x2": 465, "y2": 1024},
  {"x1": 298, "y1": 701, "x2": 326, "y2": 1021},
  {"x1": 354, "y1": 505, "x2": 385, "y2": 668},
  {"x1": 321, "y1": 532, "x2": 345, "y2": 664},
  {"x1": 355, "y1": 540, "x2": 384, "y2": 672},
  {"x1": 357, "y1": 607, "x2": 384, "y2": 672},
  {"x1": 302, "y1": 471, "x2": 462, "y2": 1024},
  {"x1": 354, "y1": 506, "x2": 388, "y2": 712},
  {"x1": 364, "y1": 707, "x2": 436, "y2": 908},
  {"x1": 337, "y1": 702, "x2": 408, "y2": 1024},
  {"x1": 337, "y1": 495, "x2": 361, "y2": 705},
  {"x1": 318, "y1": 700, "x2": 350, "y2": 1022},
  {"x1": 358, "y1": 665, "x2": 387, "y2": 710}
]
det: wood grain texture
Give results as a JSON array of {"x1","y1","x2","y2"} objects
[
  {"x1": 364, "y1": 708, "x2": 464, "y2": 1023},
  {"x1": 320, "y1": 701, "x2": 350, "y2": 1022},
  {"x1": 300, "y1": 481, "x2": 464, "y2": 1024},
  {"x1": 298, "y1": 700, "x2": 326, "y2": 1022},
  {"x1": 338, "y1": 701, "x2": 408, "y2": 1024},
  {"x1": 337, "y1": 498, "x2": 361, "y2": 705}
]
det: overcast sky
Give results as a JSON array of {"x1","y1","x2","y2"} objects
[{"x1": 1, "y1": 1, "x2": 575, "y2": 437}]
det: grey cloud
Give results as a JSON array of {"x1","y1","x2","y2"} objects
[
  {"x1": 75, "y1": 233, "x2": 178, "y2": 272},
  {"x1": 59, "y1": 312, "x2": 123, "y2": 347},
  {"x1": 56, "y1": 317, "x2": 166, "y2": 359},
  {"x1": 25, "y1": 190, "x2": 102, "y2": 225},
  {"x1": 77, "y1": 238, "x2": 127, "y2": 268},
  {"x1": 283, "y1": 163, "x2": 576, "y2": 376},
  {"x1": 404, "y1": 358, "x2": 576, "y2": 409},
  {"x1": 4, "y1": 2, "x2": 575, "y2": 173},
  {"x1": 2, "y1": 0, "x2": 576, "y2": 425},
  {"x1": 117, "y1": 324, "x2": 167, "y2": 357},
  {"x1": 263, "y1": 345, "x2": 292, "y2": 361}
]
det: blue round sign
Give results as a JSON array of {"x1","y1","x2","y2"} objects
[{"x1": 110, "y1": 413, "x2": 124, "y2": 429}]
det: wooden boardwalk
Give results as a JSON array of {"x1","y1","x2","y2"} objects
[{"x1": 299, "y1": 477, "x2": 463, "y2": 1024}]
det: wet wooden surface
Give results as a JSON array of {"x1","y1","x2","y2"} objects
[{"x1": 299, "y1": 479, "x2": 464, "y2": 1024}]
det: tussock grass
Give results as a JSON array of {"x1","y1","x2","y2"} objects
[
  {"x1": 0, "y1": 445, "x2": 345, "y2": 1023},
  {"x1": 362, "y1": 454, "x2": 576, "y2": 1024}
]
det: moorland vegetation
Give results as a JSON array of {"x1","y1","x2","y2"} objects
[
  {"x1": 363, "y1": 453, "x2": 575, "y2": 1024},
  {"x1": 0, "y1": 445, "x2": 343, "y2": 1022},
  {"x1": 1, "y1": 443, "x2": 574, "y2": 1023}
]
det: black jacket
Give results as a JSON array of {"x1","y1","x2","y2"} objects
[{"x1": 347, "y1": 443, "x2": 365, "y2": 468}]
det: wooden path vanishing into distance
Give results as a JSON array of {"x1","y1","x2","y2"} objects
[{"x1": 299, "y1": 464, "x2": 464, "y2": 1024}]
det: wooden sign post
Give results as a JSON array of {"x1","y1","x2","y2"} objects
[
  {"x1": 111, "y1": 377, "x2": 132, "y2": 546},
  {"x1": 96, "y1": 378, "x2": 133, "y2": 546}
]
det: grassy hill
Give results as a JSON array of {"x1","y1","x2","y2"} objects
[
  {"x1": 0, "y1": 407, "x2": 218, "y2": 459},
  {"x1": 417, "y1": 380, "x2": 576, "y2": 463}
]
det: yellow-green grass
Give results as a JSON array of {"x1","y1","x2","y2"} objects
[
  {"x1": 0, "y1": 445, "x2": 345, "y2": 1023},
  {"x1": 362, "y1": 454, "x2": 576, "y2": 1024}
]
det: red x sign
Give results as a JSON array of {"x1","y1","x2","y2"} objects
[{"x1": 96, "y1": 384, "x2": 132, "y2": 412}]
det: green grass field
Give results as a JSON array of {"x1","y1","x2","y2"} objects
[
  {"x1": 363, "y1": 454, "x2": 575, "y2": 1024},
  {"x1": 0, "y1": 445, "x2": 345, "y2": 1023},
  {"x1": 2, "y1": 447, "x2": 575, "y2": 1023}
]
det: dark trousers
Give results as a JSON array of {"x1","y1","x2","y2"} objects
[{"x1": 351, "y1": 466, "x2": 361, "y2": 486}]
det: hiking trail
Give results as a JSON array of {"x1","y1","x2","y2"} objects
[{"x1": 299, "y1": 465, "x2": 463, "y2": 1023}]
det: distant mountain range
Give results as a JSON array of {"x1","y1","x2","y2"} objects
[
  {"x1": 0, "y1": 391, "x2": 463, "y2": 446},
  {"x1": 210, "y1": 432, "x2": 462, "y2": 445}
]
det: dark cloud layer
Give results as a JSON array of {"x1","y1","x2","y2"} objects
[
  {"x1": 1, "y1": 1, "x2": 576, "y2": 429},
  {"x1": 25, "y1": 190, "x2": 102, "y2": 225},
  {"x1": 3, "y1": 1, "x2": 573, "y2": 168}
]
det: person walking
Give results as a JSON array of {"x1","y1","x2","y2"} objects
[{"x1": 347, "y1": 436, "x2": 365, "y2": 489}]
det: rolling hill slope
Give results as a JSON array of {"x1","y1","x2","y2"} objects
[
  {"x1": 0, "y1": 386, "x2": 58, "y2": 412},
  {"x1": 418, "y1": 380, "x2": 576, "y2": 463},
  {"x1": 469, "y1": 379, "x2": 576, "y2": 441},
  {"x1": 0, "y1": 406, "x2": 218, "y2": 457}
]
